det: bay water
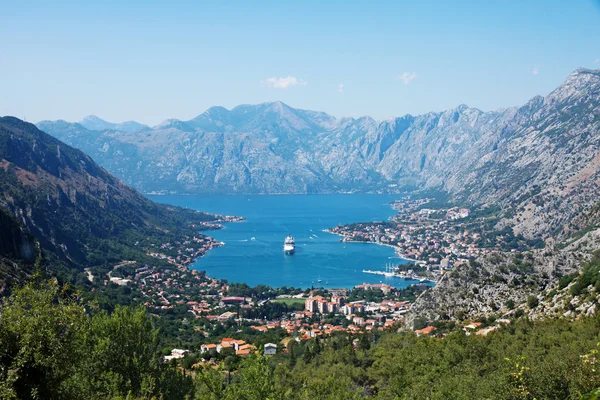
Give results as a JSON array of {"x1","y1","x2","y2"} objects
[{"x1": 149, "y1": 194, "x2": 419, "y2": 289}]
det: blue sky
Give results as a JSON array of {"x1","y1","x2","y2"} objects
[{"x1": 1, "y1": 0, "x2": 599, "y2": 125}]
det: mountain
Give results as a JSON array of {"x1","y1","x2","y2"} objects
[
  {"x1": 37, "y1": 68, "x2": 600, "y2": 239},
  {"x1": 0, "y1": 208, "x2": 40, "y2": 293},
  {"x1": 78, "y1": 115, "x2": 148, "y2": 132},
  {"x1": 0, "y1": 116, "x2": 221, "y2": 280}
]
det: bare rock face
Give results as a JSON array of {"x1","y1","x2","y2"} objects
[{"x1": 405, "y1": 227, "x2": 600, "y2": 326}]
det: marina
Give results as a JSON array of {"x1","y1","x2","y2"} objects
[{"x1": 362, "y1": 263, "x2": 436, "y2": 284}]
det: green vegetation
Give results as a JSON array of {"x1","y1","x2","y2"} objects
[
  {"x1": 570, "y1": 251, "x2": 600, "y2": 297},
  {"x1": 0, "y1": 117, "x2": 221, "y2": 283},
  {"x1": 193, "y1": 316, "x2": 600, "y2": 399},
  {"x1": 0, "y1": 279, "x2": 193, "y2": 400},
  {"x1": 270, "y1": 297, "x2": 306, "y2": 306},
  {"x1": 5, "y1": 278, "x2": 600, "y2": 399}
]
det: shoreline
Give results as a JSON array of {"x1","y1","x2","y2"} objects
[
  {"x1": 165, "y1": 216, "x2": 243, "y2": 270},
  {"x1": 176, "y1": 198, "x2": 426, "y2": 290},
  {"x1": 323, "y1": 229, "x2": 420, "y2": 264}
]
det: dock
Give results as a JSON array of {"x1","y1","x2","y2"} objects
[{"x1": 362, "y1": 263, "x2": 435, "y2": 283}]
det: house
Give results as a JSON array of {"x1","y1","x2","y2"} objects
[
  {"x1": 217, "y1": 342, "x2": 233, "y2": 353},
  {"x1": 414, "y1": 326, "x2": 437, "y2": 336},
  {"x1": 463, "y1": 322, "x2": 482, "y2": 330},
  {"x1": 200, "y1": 344, "x2": 217, "y2": 354},
  {"x1": 264, "y1": 343, "x2": 277, "y2": 356},
  {"x1": 233, "y1": 340, "x2": 247, "y2": 351},
  {"x1": 164, "y1": 348, "x2": 189, "y2": 361}
]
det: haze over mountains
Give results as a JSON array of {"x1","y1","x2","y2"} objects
[{"x1": 36, "y1": 68, "x2": 600, "y2": 239}]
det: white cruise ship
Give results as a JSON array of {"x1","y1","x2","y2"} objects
[{"x1": 283, "y1": 235, "x2": 295, "y2": 254}]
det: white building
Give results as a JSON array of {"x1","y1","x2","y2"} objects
[
  {"x1": 164, "y1": 348, "x2": 189, "y2": 361},
  {"x1": 264, "y1": 343, "x2": 277, "y2": 356}
]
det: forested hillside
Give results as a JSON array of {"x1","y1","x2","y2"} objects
[
  {"x1": 4, "y1": 278, "x2": 600, "y2": 400},
  {"x1": 0, "y1": 117, "x2": 226, "y2": 282}
]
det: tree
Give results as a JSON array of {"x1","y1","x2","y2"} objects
[
  {"x1": 358, "y1": 334, "x2": 371, "y2": 351},
  {"x1": 227, "y1": 355, "x2": 274, "y2": 400},
  {"x1": 527, "y1": 295, "x2": 539, "y2": 309},
  {"x1": 0, "y1": 280, "x2": 87, "y2": 400},
  {"x1": 78, "y1": 305, "x2": 177, "y2": 398},
  {"x1": 0, "y1": 279, "x2": 195, "y2": 400}
]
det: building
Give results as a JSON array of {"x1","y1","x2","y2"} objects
[
  {"x1": 200, "y1": 344, "x2": 217, "y2": 354},
  {"x1": 164, "y1": 348, "x2": 189, "y2": 361},
  {"x1": 305, "y1": 296, "x2": 334, "y2": 313},
  {"x1": 331, "y1": 294, "x2": 345, "y2": 306},
  {"x1": 264, "y1": 343, "x2": 277, "y2": 356},
  {"x1": 217, "y1": 311, "x2": 237, "y2": 322},
  {"x1": 342, "y1": 301, "x2": 365, "y2": 315},
  {"x1": 414, "y1": 326, "x2": 437, "y2": 336},
  {"x1": 109, "y1": 276, "x2": 131, "y2": 286},
  {"x1": 221, "y1": 296, "x2": 245, "y2": 304}
]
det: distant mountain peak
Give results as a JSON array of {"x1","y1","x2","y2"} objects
[
  {"x1": 154, "y1": 119, "x2": 195, "y2": 132},
  {"x1": 81, "y1": 114, "x2": 107, "y2": 123},
  {"x1": 79, "y1": 115, "x2": 115, "y2": 131},
  {"x1": 205, "y1": 105, "x2": 229, "y2": 114},
  {"x1": 78, "y1": 115, "x2": 147, "y2": 132}
]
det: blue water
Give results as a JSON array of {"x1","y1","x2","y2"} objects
[{"x1": 149, "y1": 194, "x2": 419, "y2": 289}]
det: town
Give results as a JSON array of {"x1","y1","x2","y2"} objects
[
  {"x1": 87, "y1": 196, "x2": 539, "y2": 368},
  {"x1": 82, "y1": 197, "x2": 535, "y2": 371},
  {"x1": 93, "y1": 246, "x2": 428, "y2": 365},
  {"x1": 327, "y1": 196, "x2": 542, "y2": 282}
]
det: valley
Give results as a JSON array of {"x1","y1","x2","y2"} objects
[{"x1": 2, "y1": 68, "x2": 600, "y2": 399}]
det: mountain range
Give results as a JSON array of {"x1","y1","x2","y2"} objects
[{"x1": 36, "y1": 68, "x2": 600, "y2": 240}]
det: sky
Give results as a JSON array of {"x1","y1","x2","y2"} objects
[{"x1": 1, "y1": 0, "x2": 600, "y2": 125}]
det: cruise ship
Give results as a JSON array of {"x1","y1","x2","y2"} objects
[{"x1": 283, "y1": 235, "x2": 295, "y2": 254}]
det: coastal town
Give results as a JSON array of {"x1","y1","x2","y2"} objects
[
  {"x1": 95, "y1": 237, "x2": 432, "y2": 363},
  {"x1": 80, "y1": 195, "x2": 538, "y2": 372},
  {"x1": 89, "y1": 196, "x2": 538, "y2": 366},
  {"x1": 327, "y1": 196, "x2": 540, "y2": 282}
]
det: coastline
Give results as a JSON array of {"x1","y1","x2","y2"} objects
[
  {"x1": 164, "y1": 216, "x2": 243, "y2": 271},
  {"x1": 322, "y1": 228, "x2": 420, "y2": 264},
  {"x1": 158, "y1": 194, "x2": 423, "y2": 289}
]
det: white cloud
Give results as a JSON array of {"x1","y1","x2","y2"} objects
[
  {"x1": 532, "y1": 67, "x2": 539, "y2": 75},
  {"x1": 261, "y1": 76, "x2": 307, "y2": 89},
  {"x1": 397, "y1": 72, "x2": 418, "y2": 85},
  {"x1": 338, "y1": 83, "x2": 344, "y2": 92}
]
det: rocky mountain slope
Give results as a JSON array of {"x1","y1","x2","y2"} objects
[
  {"x1": 37, "y1": 68, "x2": 600, "y2": 240},
  {"x1": 0, "y1": 209, "x2": 40, "y2": 293},
  {"x1": 0, "y1": 117, "x2": 221, "y2": 279},
  {"x1": 406, "y1": 227, "x2": 600, "y2": 327}
]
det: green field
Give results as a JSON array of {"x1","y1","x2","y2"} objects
[{"x1": 271, "y1": 298, "x2": 306, "y2": 306}]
